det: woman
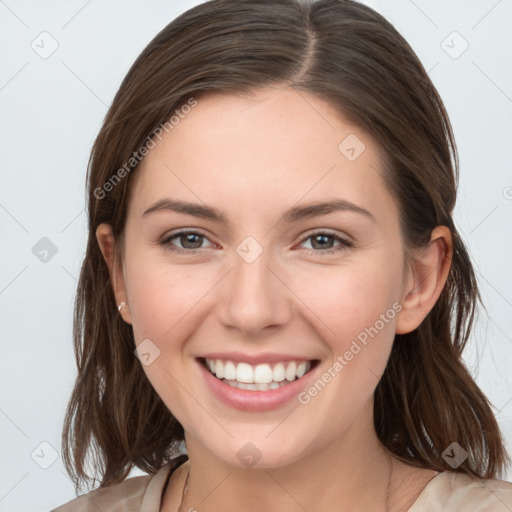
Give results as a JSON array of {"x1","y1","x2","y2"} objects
[{"x1": 53, "y1": 0, "x2": 512, "y2": 510}]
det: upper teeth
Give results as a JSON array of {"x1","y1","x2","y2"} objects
[{"x1": 205, "y1": 358, "x2": 312, "y2": 384}]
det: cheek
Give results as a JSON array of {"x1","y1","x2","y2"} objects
[
  {"x1": 293, "y1": 255, "x2": 403, "y2": 347},
  {"x1": 290, "y1": 254, "x2": 404, "y2": 417},
  {"x1": 123, "y1": 254, "x2": 213, "y2": 424},
  {"x1": 124, "y1": 250, "x2": 215, "y2": 342},
  {"x1": 291, "y1": 263, "x2": 402, "y2": 431}
]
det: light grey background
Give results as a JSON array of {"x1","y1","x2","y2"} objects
[{"x1": 0, "y1": 1, "x2": 511, "y2": 510}]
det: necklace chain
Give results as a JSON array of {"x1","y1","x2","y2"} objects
[
  {"x1": 178, "y1": 454, "x2": 394, "y2": 512},
  {"x1": 385, "y1": 452, "x2": 394, "y2": 511},
  {"x1": 177, "y1": 468, "x2": 190, "y2": 512}
]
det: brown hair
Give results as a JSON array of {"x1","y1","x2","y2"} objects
[{"x1": 62, "y1": 0, "x2": 509, "y2": 493}]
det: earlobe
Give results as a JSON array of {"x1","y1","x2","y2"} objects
[
  {"x1": 395, "y1": 226, "x2": 452, "y2": 335},
  {"x1": 95, "y1": 223, "x2": 132, "y2": 324}
]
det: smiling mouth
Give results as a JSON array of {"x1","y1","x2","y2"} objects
[{"x1": 198, "y1": 357, "x2": 319, "y2": 391}]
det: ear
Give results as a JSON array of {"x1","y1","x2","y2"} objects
[
  {"x1": 395, "y1": 226, "x2": 452, "y2": 334},
  {"x1": 96, "y1": 223, "x2": 132, "y2": 324}
]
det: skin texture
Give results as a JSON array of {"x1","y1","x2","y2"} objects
[{"x1": 97, "y1": 86, "x2": 452, "y2": 511}]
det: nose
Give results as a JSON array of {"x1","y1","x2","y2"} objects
[{"x1": 216, "y1": 245, "x2": 293, "y2": 338}]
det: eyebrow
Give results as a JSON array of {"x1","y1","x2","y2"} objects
[{"x1": 142, "y1": 198, "x2": 376, "y2": 225}]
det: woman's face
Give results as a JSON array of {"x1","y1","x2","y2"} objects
[{"x1": 111, "y1": 87, "x2": 414, "y2": 468}]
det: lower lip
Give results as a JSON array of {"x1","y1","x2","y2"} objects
[{"x1": 197, "y1": 359, "x2": 318, "y2": 411}]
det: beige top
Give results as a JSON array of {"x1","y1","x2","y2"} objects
[{"x1": 53, "y1": 459, "x2": 512, "y2": 511}]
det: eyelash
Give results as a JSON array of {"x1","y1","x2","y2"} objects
[{"x1": 158, "y1": 229, "x2": 353, "y2": 256}]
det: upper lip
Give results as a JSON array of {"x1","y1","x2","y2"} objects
[{"x1": 198, "y1": 352, "x2": 317, "y2": 365}]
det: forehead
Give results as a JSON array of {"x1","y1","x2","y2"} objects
[{"x1": 130, "y1": 87, "x2": 397, "y2": 225}]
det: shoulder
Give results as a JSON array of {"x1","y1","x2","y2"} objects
[
  {"x1": 51, "y1": 456, "x2": 187, "y2": 512},
  {"x1": 52, "y1": 473, "x2": 155, "y2": 512},
  {"x1": 410, "y1": 471, "x2": 512, "y2": 511}
]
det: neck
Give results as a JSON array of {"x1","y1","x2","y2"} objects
[{"x1": 179, "y1": 422, "x2": 396, "y2": 512}]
